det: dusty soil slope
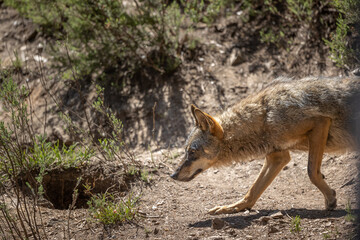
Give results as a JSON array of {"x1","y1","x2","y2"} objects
[{"x1": 1, "y1": 3, "x2": 359, "y2": 240}]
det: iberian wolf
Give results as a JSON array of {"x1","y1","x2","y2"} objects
[{"x1": 171, "y1": 76, "x2": 360, "y2": 214}]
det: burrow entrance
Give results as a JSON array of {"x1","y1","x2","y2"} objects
[{"x1": 19, "y1": 164, "x2": 133, "y2": 209}]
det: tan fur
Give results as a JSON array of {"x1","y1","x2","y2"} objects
[{"x1": 171, "y1": 76, "x2": 360, "y2": 215}]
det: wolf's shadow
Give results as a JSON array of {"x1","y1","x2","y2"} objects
[{"x1": 189, "y1": 208, "x2": 351, "y2": 230}]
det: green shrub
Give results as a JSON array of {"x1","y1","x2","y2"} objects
[
  {"x1": 0, "y1": 67, "x2": 143, "y2": 238},
  {"x1": 4, "y1": 0, "x2": 238, "y2": 83},
  {"x1": 0, "y1": 76, "x2": 93, "y2": 185},
  {"x1": 240, "y1": 0, "x2": 316, "y2": 47},
  {"x1": 0, "y1": 74, "x2": 94, "y2": 239},
  {"x1": 324, "y1": 0, "x2": 360, "y2": 68},
  {"x1": 87, "y1": 192, "x2": 138, "y2": 225},
  {"x1": 5, "y1": 0, "x2": 180, "y2": 79},
  {"x1": 291, "y1": 215, "x2": 301, "y2": 233}
]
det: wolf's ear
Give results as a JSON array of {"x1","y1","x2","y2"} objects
[{"x1": 190, "y1": 104, "x2": 224, "y2": 139}]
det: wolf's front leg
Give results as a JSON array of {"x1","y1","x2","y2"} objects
[{"x1": 208, "y1": 150, "x2": 291, "y2": 215}]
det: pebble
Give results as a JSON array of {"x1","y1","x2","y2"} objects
[
  {"x1": 228, "y1": 48, "x2": 245, "y2": 66},
  {"x1": 226, "y1": 228, "x2": 236, "y2": 236},
  {"x1": 33, "y1": 55, "x2": 48, "y2": 63},
  {"x1": 37, "y1": 43, "x2": 44, "y2": 50},
  {"x1": 268, "y1": 225, "x2": 279, "y2": 234},
  {"x1": 269, "y1": 211, "x2": 283, "y2": 219},
  {"x1": 212, "y1": 218, "x2": 225, "y2": 230},
  {"x1": 258, "y1": 216, "x2": 271, "y2": 225}
]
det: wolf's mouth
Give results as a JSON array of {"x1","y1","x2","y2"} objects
[{"x1": 187, "y1": 168, "x2": 203, "y2": 181}]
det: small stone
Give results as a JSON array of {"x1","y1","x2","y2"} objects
[
  {"x1": 258, "y1": 216, "x2": 271, "y2": 225},
  {"x1": 33, "y1": 55, "x2": 48, "y2": 63},
  {"x1": 269, "y1": 211, "x2": 283, "y2": 219},
  {"x1": 212, "y1": 218, "x2": 225, "y2": 230},
  {"x1": 325, "y1": 221, "x2": 331, "y2": 227},
  {"x1": 37, "y1": 43, "x2": 44, "y2": 50},
  {"x1": 352, "y1": 68, "x2": 360, "y2": 76},
  {"x1": 228, "y1": 48, "x2": 245, "y2": 66},
  {"x1": 345, "y1": 221, "x2": 354, "y2": 226},
  {"x1": 268, "y1": 225, "x2": 279, "y2": 234},
  {"x1": 245, "y1": 235, "x2": 253, "y2": 239},
  {"x1": 227, "y1": 228, "x2": 236, "y2": 236}
]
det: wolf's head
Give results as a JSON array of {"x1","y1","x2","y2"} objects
[{"x1": 170, "y1": 105, "x2": 224, "y2": 181}]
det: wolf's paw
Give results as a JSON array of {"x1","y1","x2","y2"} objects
[
  {"x1": 208, "y1": 205, "x2": 240, "y2": 215},
  {"x1": 208, "y1": 199, "x2": 254, "y2": 215},
  {"x1": 325, "y1": 189, "x2": 337, "y2": 211}
]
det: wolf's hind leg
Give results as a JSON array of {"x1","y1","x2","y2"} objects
[
  {"x1": 307, "y1": 117, "x2": 337, "y2": 210},
  {"x1": 208, "y1": 150, "x2": 290, "y2": 215}
]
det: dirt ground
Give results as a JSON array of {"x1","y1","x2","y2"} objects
[{"x1": 1, "y1": 4, "x2": 360, "y2": 240}]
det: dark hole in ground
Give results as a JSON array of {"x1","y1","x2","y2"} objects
[{"x1": 19, "y1": 166, "x2": 131, "y2": 210}]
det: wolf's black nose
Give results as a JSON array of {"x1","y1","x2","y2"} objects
[{"x1": 170, "y1": 172, "x2": 178, "y2": 180}]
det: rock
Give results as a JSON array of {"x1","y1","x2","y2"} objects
[
  {"x1": 226, "y1": 228, "x2": 236, "y2": 236},
  {"x1": 268, "y1": 225, "x2": 279, "y2": 234},
  {"x1": 257, "y1": 216, "x2": 271, "y2": 225},
  {"x1": 33, "y1": 55, "x2": 48, "y2": 63},
  {"x1": 13, "y1": 20, "x2": 20, "y2": 26},
  {"x1": 352, "y1": 68, "x2": 360, "y2": 76},
  {"x1": 37, "y1": 43, "x2": 44, "y2": 53},
  {"x1": 228, "y1": 48, "x2": 245, "y2": 66},
  {"x1": 212, "y1": 218, "x2": 225, "y2": 230},
  {"x1": 37, "y1": 197, "x2": 54, "y2": 209},
  {"x1": 38, "y1": 43, "x2": 44, "y2": 50},
  {"x1": 46, "y1": 218, "x2": 59, "y2": 227},
  {"x1": 269, "y1": 211, "x2": 283, "y2": 219}
]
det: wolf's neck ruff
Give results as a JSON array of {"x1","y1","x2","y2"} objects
[{"x1": 217, "y1": 101, "x2": 272, "y2": 164}]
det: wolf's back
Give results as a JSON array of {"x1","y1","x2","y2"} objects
[{"x1": 262, "y1": 76, "x2": 360, "y2": 151}]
